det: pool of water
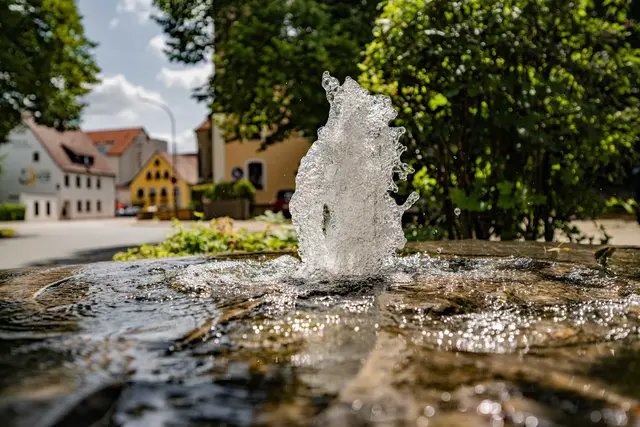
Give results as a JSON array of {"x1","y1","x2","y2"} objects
[{"x1": 1, "y1": 241, "x2": 639, "y2": 426}]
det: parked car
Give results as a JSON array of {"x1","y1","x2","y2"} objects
[
  {"x1": 272, "y1": 189, "x2": 294, "y2": 218},
  {"x1": 117, "y1": 206, "x2": 141, "y2": 217}
]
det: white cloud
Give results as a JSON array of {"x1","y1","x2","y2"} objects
[
  {"x1": 83, "y1": 74, "x2": 166, "y2": 124},
  {"x1": 156, "y1": 62, "x2": 213, "y2": 90},
  {"x1": 108, "y1": 18, "x2": 119, "y2": 29},
  {"x1": 152, "y1": 129, "x2": 197, "y2": 154},
  {"x1": 116, "y1": 0, "x2": 153, "y2": 23},
  {"x1": 148, "y1": 34, "x2": 168, "y2": 59}
]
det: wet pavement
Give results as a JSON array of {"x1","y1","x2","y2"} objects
[{"x1": 0, "y1": 241, "x2": 639, "y2": 426}]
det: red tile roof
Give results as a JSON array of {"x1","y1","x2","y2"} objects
[
  {"x1": 85, "y1": 127, "x2": 145, "y2": 156},
  {"x1": 195, "y1": 117, "x2": 211, "y2": 132},
  {"x1": 25, "y1": 118, "x2": 115, "y2": 177},
  {"x1": 159, "y1": 152, "x2": 199, "y2": 185}
]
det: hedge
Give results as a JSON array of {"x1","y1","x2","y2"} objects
[{"x1": 0, "y1": 203, "x2": 26, "y2": 221}]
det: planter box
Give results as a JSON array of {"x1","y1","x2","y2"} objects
[
  {"x1": 137, "y1": 211, "x2": 155, "y2": 220},
  {"x1": 158, "y1": 209, "x2": 194, "y2": 221},
  {"x1": 204, "y1": 200, "x2": 251, "y2": 220}
]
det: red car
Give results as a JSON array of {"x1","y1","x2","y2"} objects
[{"x1": 272, "y1": 189, "x2": 294, "y2": 218}]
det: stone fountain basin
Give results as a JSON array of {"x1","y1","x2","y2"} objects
[{"x1": 1, "y1": 241, "x2": 639, "y2": 427}]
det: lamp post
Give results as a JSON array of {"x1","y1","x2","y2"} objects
[{"x1": 139, "y1": 96, "x2": 178, "y2": 217}]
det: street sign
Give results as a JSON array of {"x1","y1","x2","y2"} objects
[{"x1": 232, "y1": 167, "x2": 244, "y2": 180}]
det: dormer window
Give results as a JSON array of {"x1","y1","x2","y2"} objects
[{"x1": 62, "y1": 145, "x2": 95, "y2": 167}]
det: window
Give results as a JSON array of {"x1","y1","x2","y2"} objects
[
  {"x1": 146, "y1": 172, "x2": 152, "y2": 180},
  {"x1": 64, "y1": 175, "x2": 69, "y2": 187},
  {"x1": 164, "y1": 171, "x2": 169, "y2": 179},
  {"x1": 34, "y1": 201, "x2": 39, "y2": 217},
  {"x1": 33, "y1": 152, "x2": 39, "y2": 162},
  {"x1": 76, "y1": 176, "x2": 81, "y2": 188},
  {"x1": 149, "y1": 188, "x2": 157, "y2": 201},
  {"x1": 46, "y1": 202, "x2": 51, "y2": 216},
  {"x1": 161, "y1": 188, "x2": 167, "y2": 197},
  {"x1": 154, "y1": 159, "x2": 160, "y2": 166},
  {"x1": 77, "y1": 200, "x2": 82, "y2": 213},
  {"x1": 155, "y1": 171, "x2": 161, "y2": 179},
  {"x1": 97, "y1": 178, "x2": 101, "y2": 189},
  {"x1": 87, "y1": 176, "x2": 91, "y2": 188},
  {"x1": 97, "y1": 200, "x2": 102, "y2": 212},
  {"x1": 86, "y1": 200, "x2": 91, "y2": 212},
  {"x1": 247, "y1": 161, "x2": 265, "y2": 190},
  {"x1": 137, "y1": 188, "x2": 144, "y2": 198}
]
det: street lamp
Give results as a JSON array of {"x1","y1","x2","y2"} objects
[{"x1": 139, "y1": 96, "x2": 178, "y2": 217}]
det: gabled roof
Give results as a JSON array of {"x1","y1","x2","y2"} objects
[
  {"x1": 160, "y1": 152, "x2": 199, "y2": 185},
  {"x1": 195, "y1": 117, "x2": 211, "y2": 132},
  {"x1": 132, "y1": 151, "x2": 199, "y2": 186},
  {"x1": 24, "y1": 118, "x2": 115, "y2": 177},
  {"x1": 85, "y1": 127, "x2": 146, "y2": 156}
]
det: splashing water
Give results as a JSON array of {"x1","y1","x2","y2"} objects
[{"x1": 290, "y1": 72, "x2": 419, "y2": 277}]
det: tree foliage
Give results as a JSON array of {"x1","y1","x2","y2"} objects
[
  {"x1": 0, "y1": 0, "x2": 99, "y2": 141},
  {"x1": 360, "y1": 0, "x2": 640, "y2": 241},
  {"x1": 153, "y1": 0, "x2": 379, "y2": 146}
]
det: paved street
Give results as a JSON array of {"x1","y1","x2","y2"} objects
[
  {"x1": 0, "y1": 218, "x2": 274, "y2": 269},
  {"x1": 0, "y1": 217, "x2": 638, "y2": 270}
]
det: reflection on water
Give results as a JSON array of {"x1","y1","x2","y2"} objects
[{"x1": 0, "y1": 246, "x2": 639, "y2": 426}]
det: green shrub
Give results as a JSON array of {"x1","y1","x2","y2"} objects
[
  {"x1": 113, "y1": 217, "x2": 297, "y2": 261},
  {"x1": 204, "y1": 180, "x2": 256, "y2": 203},
  {"x1": 0, "y1": 228, "x2": 16, "y2": 238},
  {"x1": 233, "y1": 180, "x2": 256, "y2": 203},
  {"x1": 0, "y1": 204, "x2": 25, "y2": 221},
  {"x1": 404, "y1": 222, "x2": 445, "y2": 242}
]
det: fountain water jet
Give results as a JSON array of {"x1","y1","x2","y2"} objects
[{"x1": 290, "y1": 72, "x2": 419, "y2": 278}]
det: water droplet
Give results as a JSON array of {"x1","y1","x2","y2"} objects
[
  {"x1": 524, "y1": 416, "x2": 538, "y2": 427},
  {"x1": 454, "y1": 208, "x2": 461, "y2": 216},
  {"x1": 441, "y1": 392, "x2": 451, "y2": 401},
  {"x1": 352, "y1": 399, "x2": 363, "y2": 411}
]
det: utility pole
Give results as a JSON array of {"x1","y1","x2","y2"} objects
[{"x1": 139, "y1": 96, "x2": 178, "y2": 218}]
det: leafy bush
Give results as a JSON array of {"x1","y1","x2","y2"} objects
[
  {"x1": 0, "y1": 228, "x2": 16, "y2": 238},
  {"x1": 233, "y1": 180, "x2": 256, "y2": 202},
  {"x1": 113, "y1": 217, "x2": 297, "y2": 261},
  {"x1": 360, "y1": 0, "x2": 640, "y2": 242},
  {"x1": 0, "y1": 204, "x2": 25, "y2": 221},
  {"x1": 204, "y1": 180, "x2": 256, "y2": 203},
  {"x1": 253, "y1": 210, "x2": 289, "y2": 224},
  {"x1": 404, "y1": 222, "x2": 445, "y2": 242}
]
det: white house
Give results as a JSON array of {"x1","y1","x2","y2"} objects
[
  {"x1": 0, "y1": 118, "x2": 116, "y2": 221},
  {"x1": 85, "y1": 128, "x2": 167, "y2": 206}
]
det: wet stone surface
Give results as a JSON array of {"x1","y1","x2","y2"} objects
[{"x1": 1, "y1": 241, "x2": 640, "y2": 427}]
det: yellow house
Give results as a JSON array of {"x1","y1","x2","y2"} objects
[
  {"x1": 130, "y1": 152, "x2": 198, "y2": 210},
  {"x1": 195, "y1": 118, "x2": 310, "y2": 206}
]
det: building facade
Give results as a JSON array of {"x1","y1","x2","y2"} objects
[
  {"x1": 195, "y1": 117, "x2": 310, "y2": 206},
  {"x1": 0, "y1": 119, "x2": 116, "y2": 221},
  {"x1": 129, "y1": 152, "x2": 198, "y2": 210},
  {"x1": 85, "y1": 128, "x2": 167, "y2": 206}
]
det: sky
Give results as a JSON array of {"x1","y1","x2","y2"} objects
[{"x1": 76, "y1": 0, "x2": 212, "y2": 153}]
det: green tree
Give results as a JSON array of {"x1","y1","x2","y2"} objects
[
  {"x1": 153, "y1": 0, "x2": 379, "y2": 146},
  {"x1": 0, "y1": 0, "x2": 99, "y2": 141},
  {"x1": 360, "y1": 0, "x2": 640, "y2": 241}
]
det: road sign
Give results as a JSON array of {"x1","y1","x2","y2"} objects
[{"x1": 232, "y1": 167, "x2": 244, "y2": 180}]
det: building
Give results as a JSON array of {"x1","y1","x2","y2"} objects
[
  {"x1": 85, "y1": 127, "x2": 167, "y2": 206},
  {"x1": 195, "y1": 117, "x2": 310, "y2": 206},
  {"x1": 0, "y1": 118, "x2": 116, "y2": 221},
  {"x1": 129, "y1": 152, "x2": 198, "y2": 210}
]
